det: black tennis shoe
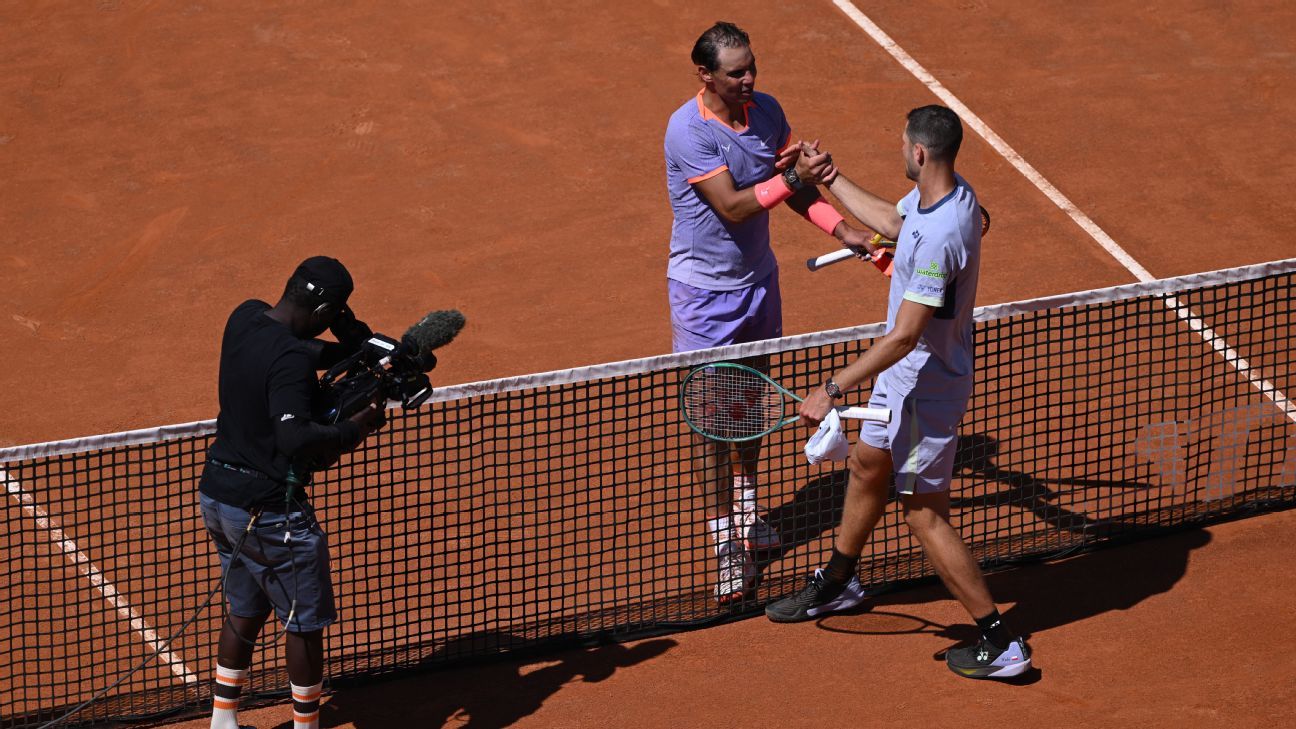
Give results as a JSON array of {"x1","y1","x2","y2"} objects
[
  {"x1": 765, "y1": 569, "x2": 869, "y2": 622},
  {"x1": 946, "y1": 637, "x2": 1032, "y2": 679}
]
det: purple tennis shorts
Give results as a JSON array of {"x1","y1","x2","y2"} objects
[{"x1": 668, "y1": 268, "x2": 782, "y2": 352}]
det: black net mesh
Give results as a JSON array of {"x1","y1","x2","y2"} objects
[{"x1": 2, "y1": 263, "x2": 1294, "y2": 727}]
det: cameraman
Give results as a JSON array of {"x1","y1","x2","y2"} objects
[{"x1": 198, "y1": 256, "x2": 383, "y2": 729}]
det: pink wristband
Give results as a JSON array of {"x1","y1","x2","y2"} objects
[
  {"x1": 754, "y1": 176, "x2": 795, "y2": 210},
  {"x1": 804, "y1": 198, "x2": 845, "y2": 236}
]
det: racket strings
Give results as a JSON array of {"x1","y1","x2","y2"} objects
[{"x1": 682, "y1": 368, "x2": 784, "y2": 439}]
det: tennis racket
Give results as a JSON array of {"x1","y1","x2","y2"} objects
[
  {"x1": 807, "y1": 205, "x2": 991, "y2": 275},
  {"x1": 680, "y1": 362, "x2": 890, "y2": 442},
  {"x1": 807, "y1": 236, "x2": 894, "y2": 273}
]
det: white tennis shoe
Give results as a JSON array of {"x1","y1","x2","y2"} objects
[
  {"x1": 736, "y1": 511, "x2": 782, "y2": 551},
  {"x1": 713, "y1": 540, "x2": 757, "y2": 604}
]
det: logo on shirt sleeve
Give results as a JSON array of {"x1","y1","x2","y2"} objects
[
  {"x1": 916, "y1": 260, "x2": 946, "y2": 280},
  {"x1": 280, "y1": 413, "x2": 295, "y2": 422}
]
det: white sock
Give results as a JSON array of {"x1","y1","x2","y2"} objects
[
  {"x1": 291, "y1": 681, "x2": 323, "y2": 729},
  {"x1": 210, "y1": 664, "x2": 247, "y2": 729},
  {"x1": 706, "y1": 516, "x2": 732, "y2": 552}
]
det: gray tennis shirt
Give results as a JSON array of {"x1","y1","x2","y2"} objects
[{"x1": 879, "y1": 174, "x2": 982, "y2": 401}]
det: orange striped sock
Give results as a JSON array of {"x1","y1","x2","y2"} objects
[
  {"x1": 291, "y1": 681, "x2": 322, "y2": 729},
  {"x1": 210, "y1": 664, "x2": 248, "y2": 729}
]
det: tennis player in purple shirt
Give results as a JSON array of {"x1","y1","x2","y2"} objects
[{"x1": 665, "y1": 21, "x2": 880, "y2": 604}]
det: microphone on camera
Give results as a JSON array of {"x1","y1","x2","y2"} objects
[{"x1": 400, "y1": 309, "x2": 466, "y2": 372}]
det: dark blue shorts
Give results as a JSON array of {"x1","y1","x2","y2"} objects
[
  {"x1": 668, "y1": 267, "x2": 783, "y2": 352},
  {"x1": 200, "y1": 493, "x2": 337, "y2": 632}
]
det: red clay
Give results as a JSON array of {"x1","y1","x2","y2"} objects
[
  {"x1": 3, "y1": 1, "x2": 1295, "y2": 727},
  {"x1": 166, "y1": 508, "x2": 1296, "y2": 729},
  {"x1": 1, "y1": 0, "x2": 1153, "y2": 445}
]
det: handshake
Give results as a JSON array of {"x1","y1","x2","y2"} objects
[
  {"x1": 776, "y1": 139, "x2": 840, "y2": 188},
  {"x1": 770, "y1": 139, "x2": 885, "y2": 259}
]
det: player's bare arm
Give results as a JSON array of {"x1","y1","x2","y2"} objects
[
  {"x1": 823, "y1": 173, "x2": 904, "y2": 240},
  {"x1": 692, "y1": 146, "x2": 835, "y2": 223},
  {"x1": 785, "y1": 188, "x2": 881, "y2": 254},
  {"x1": 797, "y1": 299, "x2": 936, "y2": 425}
]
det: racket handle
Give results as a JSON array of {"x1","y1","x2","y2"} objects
[
  {"x1": 806, "y1": 248, "x2": 855, "y2": 271},
  {"x1": 807, "y1": 248, "x2": 894, "y2": 277},
  {"x1": 835, "y1": 406, "x2": 891, "y2": 423}
]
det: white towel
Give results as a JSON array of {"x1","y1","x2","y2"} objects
[{"x1": 803, "y1": 409, "x2": 851, "y2": 464}]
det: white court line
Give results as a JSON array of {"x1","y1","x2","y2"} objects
[
  {"x1": 831, "y1": 0, "x2": 1153, "y2": 282},
  {"x1": 831, "y1": 0, "x2": 1296, "y2": 425},
  {"x1": 2, "y1": 468, "x2": 199, "y2": 685},
  {"x1": 1162, "y1": 294, "x2": 1296, "y2": 422}
]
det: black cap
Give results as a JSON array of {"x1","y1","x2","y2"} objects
[{"x1": 293, "y1": 256, "x2": 353, "y2": 304}]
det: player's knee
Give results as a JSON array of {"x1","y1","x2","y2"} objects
[
  {"x1": 903, "y1": 506, "x2": 938, "y2": 534},
  {"x1": 847, "y1": 442, "x2": 888, "y2": 482},
  {"x1": 901, "y1": 494, "x2": 950, "y2": 535}
]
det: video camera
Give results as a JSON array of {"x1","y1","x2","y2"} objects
[{"x1": 312, "y1": 310, "x2": 466, "y2": 424}]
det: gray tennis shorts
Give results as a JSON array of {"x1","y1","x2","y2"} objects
[
  {"x1": 858, "y1": 381, "x2": 968, "y2": 494},
  {"x1": 200, "y1": 493, "x2": 336, "y2": 632}
]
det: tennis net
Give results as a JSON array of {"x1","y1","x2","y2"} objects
[{"x1": 2, "y1": 259, "x2": 1294, "y2": 727}]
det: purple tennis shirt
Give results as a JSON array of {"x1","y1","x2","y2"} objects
[{"x1": 664, "y1": 90, "x2": 793, "y2": 291}]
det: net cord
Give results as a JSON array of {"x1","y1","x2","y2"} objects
[{"x1": 4, "y1": 256, "x2": 1293, "y2": 464}]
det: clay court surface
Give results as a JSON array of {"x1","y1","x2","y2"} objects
[
  {"x1": 2, "y1": 0, "x2": 1295, "y2": 727},
  {"x1": 166, "y1": 508, "x2": 1296, "y2": 729}
]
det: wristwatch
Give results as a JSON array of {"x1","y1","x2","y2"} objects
[
  {"x1": 823, "y1": 378, "x2": 844, "y2": 400},
  {"x1": 782, "y1": 165, "x2": 804, "y2": 192}
]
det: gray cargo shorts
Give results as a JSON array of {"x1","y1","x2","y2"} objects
[{"x1": 200, "y1": 493, "x2": 337, "y2": 632}]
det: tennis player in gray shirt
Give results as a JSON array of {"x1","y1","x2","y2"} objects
[{"x1": 765, "y1": 105, "x2": 1033, "y2": 680}]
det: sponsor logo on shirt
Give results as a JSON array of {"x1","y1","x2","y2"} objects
[
  {"x1": 280, "y1": 413, "x2": 295, "y2": 421},
  {"x1": 916, "y1": 260, "x2": 946, "y2": 280}
]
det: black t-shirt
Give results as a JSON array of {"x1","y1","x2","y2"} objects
[{"x1": 199, "y1": 300, "x2": 324, "y2": 508}]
